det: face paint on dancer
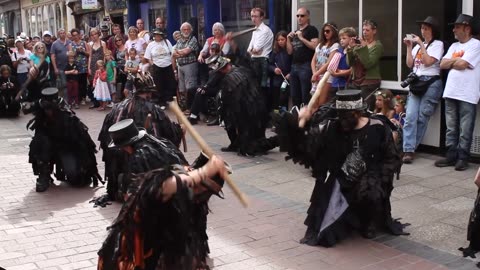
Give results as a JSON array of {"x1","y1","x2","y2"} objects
[{"x1": 338, "y1": 111, "x2": 360, "y2": 132}]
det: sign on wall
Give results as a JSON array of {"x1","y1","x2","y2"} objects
[
  {"x1": 82, "y1": 0, "x2": 98, "y2": 9},
  {"x1": 105, "y1": 0, "x2": 126, "y2": 11}
]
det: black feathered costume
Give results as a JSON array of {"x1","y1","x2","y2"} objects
[
  {"x1": 0, "y1": 75, "x2": 21, "y2": 115},
  {"x1": 274, "y1": 99, "x2": 407, "y2": 247},
  {"x1": 25, "y1": 88, "x2": 101, "y2": 192},
  {"x1": 205, "y1": 56, "x2": 277, "y2": 156},
  {"x1": 95, "y1": 95, "x2": 183, "y2": 205},
  {"x1": 459, "y1": 190, "x2": 480, "y2": 261},
  {"x1": 98, "y1": 125, "x2": 221, "y2": 270}
]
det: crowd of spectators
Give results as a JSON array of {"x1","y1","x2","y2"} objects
[{"x1": 0, "y1": 10, "x2": 479, "y2": 170}]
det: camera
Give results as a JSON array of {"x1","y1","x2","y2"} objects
[{"x1": 400, "y1": 72, "x2": 419, "y2": 88}]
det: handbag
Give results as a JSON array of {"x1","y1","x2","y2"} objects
[
  {"x1": 409, "y1": 76, "x2": 438, "y2": 96},
  {"x1": 408, "y1": 42, "x2": 438, "y2": 96}
]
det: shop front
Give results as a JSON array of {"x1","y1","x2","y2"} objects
[
  {"x1": 127, "y1": 0, "x2": 291, "y2": 44},
  {"x1": 0, "y1": 1, "x2": 21, "y2": 37},
  {"x1": 20, "y1": 0, "x2": 75, "y2": 37},
  {"x1": 294, "y1": 0, "x2": 479, "y2": 154}
]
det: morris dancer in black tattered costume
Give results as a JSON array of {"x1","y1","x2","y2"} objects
[
  {"x1": 97, "y1": 119, "x2": 227, "y2": 270},
  {"x1": 92, "y1": 72, "x2": 183, "y2": 207},
  {"x1": 24, "y1": 88, "x2": 101, "y2": 192},
  {"x1": 459, "y1": 168, "x2": 480, "y2": 267},
  {"x1": 203, "y1": 55, "x2": 278, "y2": 156},
  {"x1": 274, "y1": 90, "x2": 408, "y2": 247}
]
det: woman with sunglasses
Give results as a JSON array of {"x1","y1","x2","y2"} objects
[
  {"x1": 310, "y1": 22, "x2": 339, "y2": 105},
  {"x1": 18, "y1": 42, "x2": 51, "y2": 101},
  {"x1": 114, "y1": 35, "x2": 127, "y2": 98},
  {"x1": 346, "y1": 19, "x2": 383, "y2": 110},
  {"x1": 69, "y1": 28, "x2": 90, "y2": 106}
]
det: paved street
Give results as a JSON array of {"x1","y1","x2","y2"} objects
[{"x1": 0, "y1": 106, "x2": 479, "y2": 270}]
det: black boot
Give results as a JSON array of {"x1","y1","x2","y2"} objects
[
  {"x1": 36, "y1": 175, "x2": 50, "y2": 192},
  {"x1": 35, "y1": 162, "x2": 51, "y2": 192}
]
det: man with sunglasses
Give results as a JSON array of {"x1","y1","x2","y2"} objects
[{"x1": 287, "y1": 7, "x2": 319, "y2": 107}]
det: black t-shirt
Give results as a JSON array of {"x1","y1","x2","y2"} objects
[
  {"x1": 292, "y1": 25, "x2": 319, "y2": 64},
  {"x1": 65, "y1": 63, "x2": 78, "y2": 81}
]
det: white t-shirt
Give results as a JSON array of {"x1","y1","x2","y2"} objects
[
  {"x1": 11, "y1": 49, "x2": 33, "y2": 73},
  {"x1": 247, "y1": 22, "x2": 274, "y2": 58},
  {"x1": 315, "y1": 43, "x2": 339, "y2": 67},
  {"x1": 125, "y1": 38, "x2": 146, "y2": 55},
  {"x1": 412, "y1": 40, "x2": 443, "y2": 76},
  {"x1": 442, "y1": 38, "x2": 480, "y2": 104},
  {"x1": 144, "y1": 40, "x2": 173, "y2": 68}
]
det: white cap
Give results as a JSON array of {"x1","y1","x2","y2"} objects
[
  {"x1": 43, "y1": 30, "x2": 52, "y2": 37},
  {"x1": 15, "y1": 38, "x2": 24, "y2": 44},
  {"x1": 19, "y1": 32, "x2": 27, "y2": 39}
]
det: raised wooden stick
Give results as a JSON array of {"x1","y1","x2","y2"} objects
[
  {"x1": 173, "y1": 97, "x2": 188, "y2": 152},
  {"x1": 169, "y1": 101, "x2": 249, "y2": 207},
  {"x1": 298, "y1": 71, "x2": 331, "y2": 128}
]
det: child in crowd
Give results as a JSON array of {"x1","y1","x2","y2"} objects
[
  {"x1": 139, "y1": 52, "x2": 150, "y2": 74},
  {"x1": 374, "y1": 89, "x2": 395, "y2": 119},
  {"x1": 329, "y1": 27, "x2": 354, "y2": 91},
  {"x1": 269, "y1": 31, "x2": 292, "y2": 111},
  {"x1": 391, "y1": 94, "x2": 407, "y2": 151},
  {"x1": 64, "y1": 51, "x2": 79, "y2": 109},
  {"x1": 104, "y1": 50, "x2": 117, "y2": 106},
  {"x1": 392, "y1": 95, "x2": 406, "y2": 127},
  {"x1": 124, "y1": 48, "x2": 140, "y2": 97},
  {"x1": 93, "y1": 60, "x2": 111, "y2": 111}
]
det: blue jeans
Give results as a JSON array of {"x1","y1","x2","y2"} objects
[
  {"x1": 445, "y1": 98, "x2": 477, "y2": 161},
  {"x1": 403, "y1": 79, "x2": 443, "y2": 152},
  {"x1": 290, "y1": 62, "x2": 312, "y2": 107}
]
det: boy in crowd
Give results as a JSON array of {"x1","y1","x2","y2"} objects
[
  {"x1": 123, "y1": 48, "x2": 140, "y2": 97},
  {"x1": 65, "y1": 51, "x2": 79, "y2": 108}
]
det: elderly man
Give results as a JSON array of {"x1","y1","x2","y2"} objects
[
  {"x1": 50, "y1": 29, "x2": 71, "y2": 97},
  {"x1": 248, "y1": 7, "x2": 274, "y2": 111},
  {"x1": 435, "y1": 14, "x2": 480, "y2": 171},
  {"x1": 173, "y1": 22, "x2": 199, "y2": 117},
  {"x1": 155, "y1": 17, "x2": 167, "y2": 35},
  {"x1": 137, "y1": 18, "x2": 150, "y2": 43}
]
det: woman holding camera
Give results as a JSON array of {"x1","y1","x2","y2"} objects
[
  {"x1": 402, "y1": 16, "x2": 444, "y2": 164},
  {"x1": 12, "y1": 39, "x2": 32, "y2": 87}
]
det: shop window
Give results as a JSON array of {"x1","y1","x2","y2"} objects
[
  {"x1": 328, "y1": 0, "x2": 358, "y2": 34},
  {"x1": 298, "y1": 0, "x2": 324, "y2": 32},
  {"x1": 364, "y1": 0, "x2": 398, "y2": 81},
  {"x1": 402, "y1": 0, "x2": 445, "y2": 80},
  {"x1": 475, "y1": 1, "x2": 480, "y2": 20},
  {"x1": 220, "y1": 0, "x2": 268, "y2": 32}
]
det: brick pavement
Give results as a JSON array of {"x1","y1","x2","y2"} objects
[{"x1": 0, "y1": 106, "x2": 477, "y2": 269}]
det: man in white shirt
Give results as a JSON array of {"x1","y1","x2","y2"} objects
[
  {"x1": 247, "y1": 7, "x2": 273, "y2": 110},
  {"x1": 436, "y1": 14, "x2": 480, "y2": 171}
]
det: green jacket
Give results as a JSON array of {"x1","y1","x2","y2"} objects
[{"x1": 346, "y1": 40, "x2": 383, "y2": 82}]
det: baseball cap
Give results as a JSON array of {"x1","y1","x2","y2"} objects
[
  {"x1": 43, "y1": 30, "x2": 52, "y2": 37},
  {"x1": 15, "y1": 38, "x2": 24, "y2": 44}
]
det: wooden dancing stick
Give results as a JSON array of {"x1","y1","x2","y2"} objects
[
  {"x1": 172, "y1": 97, "x2": 188, "y2": 152},
  {"x1": 229, "y1": 27, "x2": 257, "y2": 39},
  {"x1": 298, "y1": 71, "x2": 331, "y2": 128},
  {"x1": 169, "y1": 101, "x2": 250, "y2": 207}
]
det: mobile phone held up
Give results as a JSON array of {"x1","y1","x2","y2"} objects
[{"x1": 405, "y1": 34, "x2": 414, "y2": 41}]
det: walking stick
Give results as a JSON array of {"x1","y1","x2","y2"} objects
[
  {"x1": 298, "y1": 71, "x2": 331, "y2": 128},
  {"x1": 172, "y1": 97, "x2": 188, "y2": 152},
  {"x1": 169, "y1": 101, "x2": 249, "y2": 207}
]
